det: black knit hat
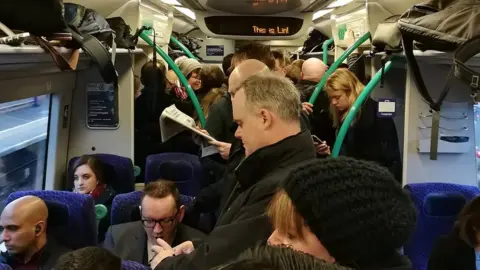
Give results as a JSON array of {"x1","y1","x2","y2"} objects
[{"x1": 283, "y1": 157, "x2": 416, "y2": 267}]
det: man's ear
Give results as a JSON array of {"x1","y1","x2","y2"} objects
[
  {"x1": 35, "y1": 221, "x2": 46, "y2": 236},
  {"x1": 301, "y1": 72, "x2": 304, "y2": 80},
  {"x1": 259, "y1": 109, "x2": 273, "y2": 130},
  {"x1": 178, "y1": 205, "x2": 185, "y2": 223}
]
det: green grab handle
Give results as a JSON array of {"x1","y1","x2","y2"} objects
[
  {"x1": 133, "y1": 165, "x2": 141, "y2": 177},
  {"x1": 170, "y1": 36, "x2": 197, "y2": 60},
  {"x1": 322, "y1": 38, "x2": 334, "y2": 64},
  {"x1": 95, "y1": 204, "x2": 108, "y2": 220},
  {"x1": 309, "y1": 32, "x2": 371, "y2": 105},
  {"x1": 140, "y1": 32, "x2": 206, "y2": 127},
  {"x1": 331, "y1": 60, "x2": 393, "y2": 157}
]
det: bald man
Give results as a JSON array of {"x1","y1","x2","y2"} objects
[{"x1": 0, "y1": 196, "x2": 70, "y2": 269}]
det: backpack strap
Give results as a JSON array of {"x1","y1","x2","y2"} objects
[
  {"x1": 453, "y1": 36, "x2": 480, "y2": 92},
  {"x1": 402, "y1": 35, "x2": 454, "y2": 160},
  {"x1": 65, "y1": 27, "x2": 118, "y2": 88}
]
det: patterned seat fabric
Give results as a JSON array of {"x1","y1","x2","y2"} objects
[
  {"x1": 145, "y1": 153, "x2": 202, "y2": 196},
  {"x1": 122, "y1": 260, "x2": 150, "y2": 270},
  {"x1": 403, "y1": 183, "x2": 480, "y2": 270},
  {"x1": 111, "y1": 191, "x2": 194, "y2": 225},
  {"x1": 68, "y1": 154, "x2": 135, "y2": 194},
  {"x1": 7, "y1": 190, "x2": 97, "y2": 249}
]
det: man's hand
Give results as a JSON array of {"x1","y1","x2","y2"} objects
[
  {"x1": 208, "y1": 140, "x2": 232, "y2": 160},
  {"x1": 302, "y1": 102, "x2": 313, "y2": 115},
  {"x1": 150, "y1": 238, "x2": 175, "y2": 269},
  {"x1": 173, "y1": 241, "x2": 194, "y2": 255}
]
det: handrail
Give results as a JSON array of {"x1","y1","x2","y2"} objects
[
  {"x1": 309, "y1": 32, "x2": 371, "y2": 104},
  {"x1": 170, "y1": 36, "x2": 197, "y2": 60},
  {"x1": 331, "y1": 60, "x2": 393, "y2": 157},
  {"x1": 140, "y1": 32, "x2": 206, "y2": 127},
  {"x1": 322, "y1": 38, "x2": 334, "y2": 64}
]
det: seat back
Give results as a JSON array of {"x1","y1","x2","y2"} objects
[
  {"x1": 403, "y1": 183, "x2": 480, "y2": 270},
  {"x1": 145, "y1": 153, "x2": 202, "y2": 196},
  {"x1": 122, "y1": 260, "x2": 149, "y2": 270},
  {"x1": 7, "y1": 190, "x2": 97, "y2": 249},
  {"x1": 68, "y1": 154, "x2": 135, "y2": 194},
  {"x1": 111, "y1": 191, "x2": 195, "y2": 225},
  {"x1": 0, "y1": 263, "x2": 12, "y2": 270}
]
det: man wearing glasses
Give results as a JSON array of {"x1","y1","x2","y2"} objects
[{"x1": 103, "y1": 180, "x2": 206, "y2": 266}]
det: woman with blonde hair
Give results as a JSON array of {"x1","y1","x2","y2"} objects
[{"x1": 323, "y1": 68, "x2": 402, "y2": 183}]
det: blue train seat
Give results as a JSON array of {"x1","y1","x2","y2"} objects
[
  {"x1": 403, "y1": 183, "x2": 480, "y2": 270},
  {"x1": 7, "y1": 190, "x2": 97, "y2": 248},
  {"x1": 144, "y1": 153, "x2": 202, "y2": 196}
]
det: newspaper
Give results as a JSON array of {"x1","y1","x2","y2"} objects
[{"x1": 160, "y1": 104, "x2": 217, "y2": 143}]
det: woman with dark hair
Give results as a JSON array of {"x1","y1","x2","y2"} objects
[
  {"x1": 71, "y1": 155, "x2": 116, "y2": 242},
  {"x1": 428, "y1": 196, "x2": 480, "y2": 270}
]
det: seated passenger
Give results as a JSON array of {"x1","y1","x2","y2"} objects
[
  {"x1": 72, "y1": 155, "x2": 116, "y2": 242},
  {"x1": 214, "y1": 245, "x2": 353, "y2": 270},
  {"x1": 149, "y1": 73, "x2": 316, "y2": 270},
  {"x1": 268, "y1": 157, "x2": 416, "y2": 269},
  {"x1": 103, "y1": 180, "x2": 206, "y2": 266},
  {"x1": 324, "y1": 69, "x2": 402, "y2": 182},
  {"x1": 0, "y1": 196, "x2": 70, "y2": 269},
  {"x1": 55, "y1": 247, "x2": 121, "y2": 270},
  {"x1": 428, "y1": 196, "x2": 480, "y2": 270}
]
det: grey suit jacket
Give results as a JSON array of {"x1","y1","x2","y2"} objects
[{"x1": 103, "y1": 221, "x2": 206, "y2": 265}]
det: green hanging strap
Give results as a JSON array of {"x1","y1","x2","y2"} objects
[
  {"x1": 322, "y1": 38, "x2": 334, "y2": 64},
  {"x1": 331, "y1": 60, "x2": 393, "y2": 157},
  {"x1": 139, "y1": 32, "x2": 206, "y2": 128},
  {"x1": 170, "y1": 36, "x2": 197, "y2": 60},
  {"x1": 309, "y1": 32, "x2": 371, "y2": 105}
]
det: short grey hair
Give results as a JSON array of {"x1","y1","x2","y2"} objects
[{"x1": 239, "y1": 73, "x2": 301, "y2": 122}]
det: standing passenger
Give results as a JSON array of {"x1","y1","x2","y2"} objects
[
  {"x1": 150, "y1": 74, "x2": 316, "y2": 270},
  {"x1": 324, "y1": 69, "x2": 402, "y2": 182}
]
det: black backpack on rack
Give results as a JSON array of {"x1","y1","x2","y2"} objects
[
  {"x1": 301, "y1": 29, "x2": 331, "y2": 55},
  {"x1": 0, "y1": 0, "x2": 118, "y2": 87}
]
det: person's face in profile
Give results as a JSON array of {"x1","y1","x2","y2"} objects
[
  {"x1": 140, "y1": 195, "x2": 184, "y2": 246},
  {"x1": 0, "y1": 211, "x2": 37, "y2": 255},
  {"x1": 274, "y1": 59, "x2": 286, "y2": 77},
  {"x1": 73, "y1": 165, "x2": 98, "y2": 194},
  {"x1": 232, "y1": 88, "x2": 268, "y2": 157},
  {"x1": 268, "y1": 226, "x2": 335, "y2": 264}
]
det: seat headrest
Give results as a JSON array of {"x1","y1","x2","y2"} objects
[
  {"x1": 158, "y1": 160, "x2": 193, "y2": 182},
  {"x1": 424, "y1": 193, "x2": 467, "y2": 216},
  {"x1": 45, "y1": 200, "x2": 69, "y2": 227}
]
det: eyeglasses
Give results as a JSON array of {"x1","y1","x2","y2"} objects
[{"x1": 141, "y1": 212, "x2": 178, "y2": 229}]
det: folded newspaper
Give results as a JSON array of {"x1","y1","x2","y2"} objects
[{"x1": 160, "y1": 104, "x2": 217, "y2": 143}]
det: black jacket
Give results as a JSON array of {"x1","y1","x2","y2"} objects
[
  {"x1": 104, "y1": 221, "x2": 206, "y2": 266},
  {"x1": 339, "y1": 98, "x2": 402, "y2": 183},
  {"x1": 296, "y1": 80, "x2": 336, "y2": 148},
  {"x1": 428, "y1": 231, "x2": 475, "y2": 270},
  {"x1": 205, "y1": 92, "x2": 237, "y2": 144},
  {"x1": 95, "y1": 185, "x2": 116, "y2": 243},
  {"x1": 0, "y1": 238, "x2": 71, "y2": 270},
  {"x1": 155, "y1": 130, "x2": 316, "y2": 270}
]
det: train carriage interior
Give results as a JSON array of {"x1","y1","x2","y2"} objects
[{"x1": 1, "y1": 0, "x2": 480, "y2": 269}]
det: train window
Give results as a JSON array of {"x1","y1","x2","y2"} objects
[{"x1": 0, "y1": 95, "x2": 51, "y2": 204}]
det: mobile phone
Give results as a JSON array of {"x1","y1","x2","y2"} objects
[{"x1": 311, "y1": 135, "x2": 324, "y2": 144}]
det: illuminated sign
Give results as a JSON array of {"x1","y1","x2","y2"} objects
[
  {"x1": 252, "y1": 25, "x2": 289, "y2": 35},
  {"x1": 253, "y1": 0, "x2": 288, "y2": 6},
  {"x1": 205, "y1": 16, "x2": 303, "y2": 37}
]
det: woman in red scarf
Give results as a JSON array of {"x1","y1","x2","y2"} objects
[{"x1": 72, "y1": 155, "x2": 116, "y2": 243}]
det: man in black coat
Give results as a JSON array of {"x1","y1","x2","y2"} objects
[{"x1": 150, "y1": 73, "x2": 316, "y2": 270}]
